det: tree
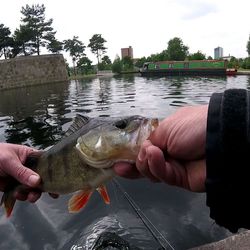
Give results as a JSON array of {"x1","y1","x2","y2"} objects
[
  {"x1": 20, "y1": 4, "x2": 56, "y2": 55},
  {"x1": 207, "y1": 56, "x2": 213, "y2": 60},
  {"x1": 122, "y1": 56, "x2": 134, "y2": 71},
  {"x1": 98, "y1": 55, "x2": 112, "y2": 70},
  {"x1": 134, "y1": 57, "x2": 147, "y2": 68},
  {"x1": 112, "y1": 56, "x2": 122, "y2": 73},
  {"x1": 0, "y1": 24, "x2": 13, "y2": 59},
  {"x1": 188, "y1": 50, "x2": 206, "y2": 60},
  {"x1": 77, "y1": 56, "x2": 93, "y2": 74},
  {"x1": 13, "y1": 25, "x2": 36, "y2": 56},
  {"x1": 102, "y1": 55, "x2": 111, "y2": 65},
  {"x1": 88, "y1": 34, "x2": 107, "y2": 66},
  {"x1": 166, "y1": 37, "x2": 189, "y2": 61},
  {"x1": 247, "y1": 35, "x2": 250, "y2": 57},
  {"x1": 63, "y1": 36, "x2": 86, "y2": 75},
  {"x1": 46, "y1": 35, "x2": 63, "y2": 53}
]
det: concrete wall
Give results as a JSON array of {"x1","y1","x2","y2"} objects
[
  {"x1": 0, "y1": 54, "x2": 69, "y2": 90},
  {"x1": 190, "y1": 230, "x2": 250, "y2": 250}
]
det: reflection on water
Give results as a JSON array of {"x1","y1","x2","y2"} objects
[{"x1": 0, "y1": 75, "x2": 250, "y2": 250}]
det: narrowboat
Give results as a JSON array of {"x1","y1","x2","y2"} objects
[{"x1": 140, "y1": 60, "x2": 227, "y2": 76}]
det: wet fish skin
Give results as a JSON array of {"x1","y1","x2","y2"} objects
[{"x1": 1, "y1": 115, "x2": 158, "y2": 217}]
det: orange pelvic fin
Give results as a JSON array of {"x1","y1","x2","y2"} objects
[
  {"x1": 1, "y1": 191, "x2": 16, "y2": 218},
  {"x1": 68, "y1": 190, "x2": 93, "y2": 213},
  {"x1": 97, "y1": 185, "x2": 110, "y2": 204},
  {"x1": 68, "y1": 186, "x2": 110, "y2": 213}
]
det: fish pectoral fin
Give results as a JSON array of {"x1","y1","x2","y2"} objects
[
  {"x1": 68, "y1": 190, "x2": 93, "y2": 213},
  {"x1": 96, "y1": 185, "x2": 110, "y2": 204},
  {"x1": 1, "y1": 191, "x2": 16, "y2": 218}
]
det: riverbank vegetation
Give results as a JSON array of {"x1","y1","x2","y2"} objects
[{"x1": 0, "y1": 4, "x2": 250, "y2": 78}]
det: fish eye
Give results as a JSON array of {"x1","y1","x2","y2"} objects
[{"x1": 114, "y1": 119, "x2": 128, "y2": 129}]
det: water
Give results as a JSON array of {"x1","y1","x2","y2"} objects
[{"x1": 0, "y1": 74, "x2": 249, "y2": 250}]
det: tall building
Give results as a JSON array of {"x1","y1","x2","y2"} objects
[
  {"x1": 121, "y1": 46, "x2": 133, "y2": 59},
  {"x1": 214, "y1": 47, "x2": 223, "y2": 59}
]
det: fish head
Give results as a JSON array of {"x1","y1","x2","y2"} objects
[{"x1": 76, "y1": 116, "x2": 158, "y2": 168}]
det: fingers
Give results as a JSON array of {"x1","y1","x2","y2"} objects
[
  {"x1": 5, "y1": 162, "x2": 40, "y2": 188},
  {"x1": 14, "y1": 188, "x2": 42, "y2": 203},
  {"x1": 136, "y1": 140, "x2": 162, "y2": 182},
  {"x1": 113, "y1": 162, "x2": 141, "y2": 179},
  {"x1": 137, "y1": 140, "x2": 191, "y2": 188},
  {"x1": 13, "y1": 189, "x2": 59, "y2": 203}
]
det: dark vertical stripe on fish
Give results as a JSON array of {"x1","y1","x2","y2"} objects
[
  {"x1": 62, "y1": 148, "x2": 69, "y2": 177},
  {"x1": 48, "y1": 154, "x2": 53, "y2": 182}
]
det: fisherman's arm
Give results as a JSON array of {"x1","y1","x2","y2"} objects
[{"x1": 206, "y1": 89, "x2": 250, "y2": 233}]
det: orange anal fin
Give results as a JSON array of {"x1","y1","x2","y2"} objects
[
  {"x1": 1, "y1": 191, "x2": 16, "y2": 218},
  {"x1": 97, "y1": 185, "x2": 110, "y2": 204},
  {"x1": 68, "y1": 190, "x2": 93, "y2": 213}
]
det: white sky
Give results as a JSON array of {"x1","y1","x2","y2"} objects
[{"x1": 1, "y1": 0, "x2": 250, "y2": 64}]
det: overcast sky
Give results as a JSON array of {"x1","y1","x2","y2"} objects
[{"x1": 1, "y1": 0, "x2": 250, "y2": 64}]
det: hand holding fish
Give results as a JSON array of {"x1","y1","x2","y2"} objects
[
  {"x1": 0, "y1": 143, "x2": 42, "y2": 202},
  {"x1": 114, "y1": 105, "x2": 208, "y2": 192}
]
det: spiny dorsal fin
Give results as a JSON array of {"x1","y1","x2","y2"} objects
[{"x1": 64, "y1": 114, "x2": 90, "y2": 137}]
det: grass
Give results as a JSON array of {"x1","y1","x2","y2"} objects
[{"x1": 69, "y1": 74, "x2": 96, "y2": 80}]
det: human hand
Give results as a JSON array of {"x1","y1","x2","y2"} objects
[
  {"x1": 0, "y1": 143, "x2": 58, "y2": 203},
  {"x1": 114, "y1": 105, "x2": 208, "y2": 192},
  {"x1": 0, "y1": 143, "x2": 43, "y2": 203}
]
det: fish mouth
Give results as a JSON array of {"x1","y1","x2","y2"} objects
[{"x1": 75, "y1": 117, "x2": 159, "y2": 169}]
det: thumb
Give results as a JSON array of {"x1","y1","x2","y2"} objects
[{"x1": 6, "y1": 162, "x2": 40, "y2": 187}]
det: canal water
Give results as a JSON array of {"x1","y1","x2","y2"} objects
[{"x1": 0, "y1": 74, "x2": 249, "y2": 250}]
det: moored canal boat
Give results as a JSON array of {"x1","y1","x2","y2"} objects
[{"x1": 140, "y1": 60, "x2": 227, "y2": 76}]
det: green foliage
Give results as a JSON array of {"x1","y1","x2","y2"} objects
[
  {"x1": 20, "y1": 4, "x2": 56, "y2": 55},
  {"x1": 226, "y1": 56, "x2": 250, "y2": 69},
  {"x1": 98, "y1": 55, "x2": 112, "y2": 70},
  {"x1": 188, "y1": 50, "x2": 206, "y2": 60},
  {"x1": 227, "y1": 56, "x2": 238, "y2": 68},
  {"x1": 166, "y1": 37, "x2": 189, "y2": 60},
  {"x1": 77, "y1": 56, "x2": 93, "y2": 74},
  {"x1": 0, "y1": 24, "x2": 13, "y2": 59},
  {"x1": 13, "y1": 25, "x2": 37, "y2": 56},
  {"x1": 112, "y1": 56, "x2": 122, "y2": 73},
  {"x1": 241, "y1": 57, "x2": 250, "y2": 69},
  {"x1": 88, "y1": 34, "x2": 107, "y2": 66},
  {"x1": 246, "y1": 58, "x2": 250, "y2": 69},
  {"x1": 247, "y1": 35, "x2": 250, "y2": 56},
  {"x1": 134, "y1": 57, "x2": 147, "y2": 68},
  {"x1": 63, "y1": 36, "x2": 86, "y2": 63},
  {"x1": 102, "y1": 55, "x2": 111, "y2": 65},
  {"x1": 121, "y1": 56, "x2": 134, "y2": 71},
  {"x1": 207, "y1": 56, "x2": 213, "y2": 60},
  {"x1": 46, "y1": 36, "x2": 63, "y2": 53},
  {"x1": 147, "y1": 51, "x2": 168, "y2": 62}
]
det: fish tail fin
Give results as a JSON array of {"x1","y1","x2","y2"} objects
[
  {"x1": 68, "y1": 190, "x2": 93, "y2": 213},
  {"x1": 1, "y1": 191, "x2": 16, "y2": 218},
  {"x1": 97, "y1": 185, "x2": 110, "y2": 204}
]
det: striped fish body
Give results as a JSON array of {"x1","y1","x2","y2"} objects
[{"x1": 34, "y1": 143, "x2": 114, "y2": 194}]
